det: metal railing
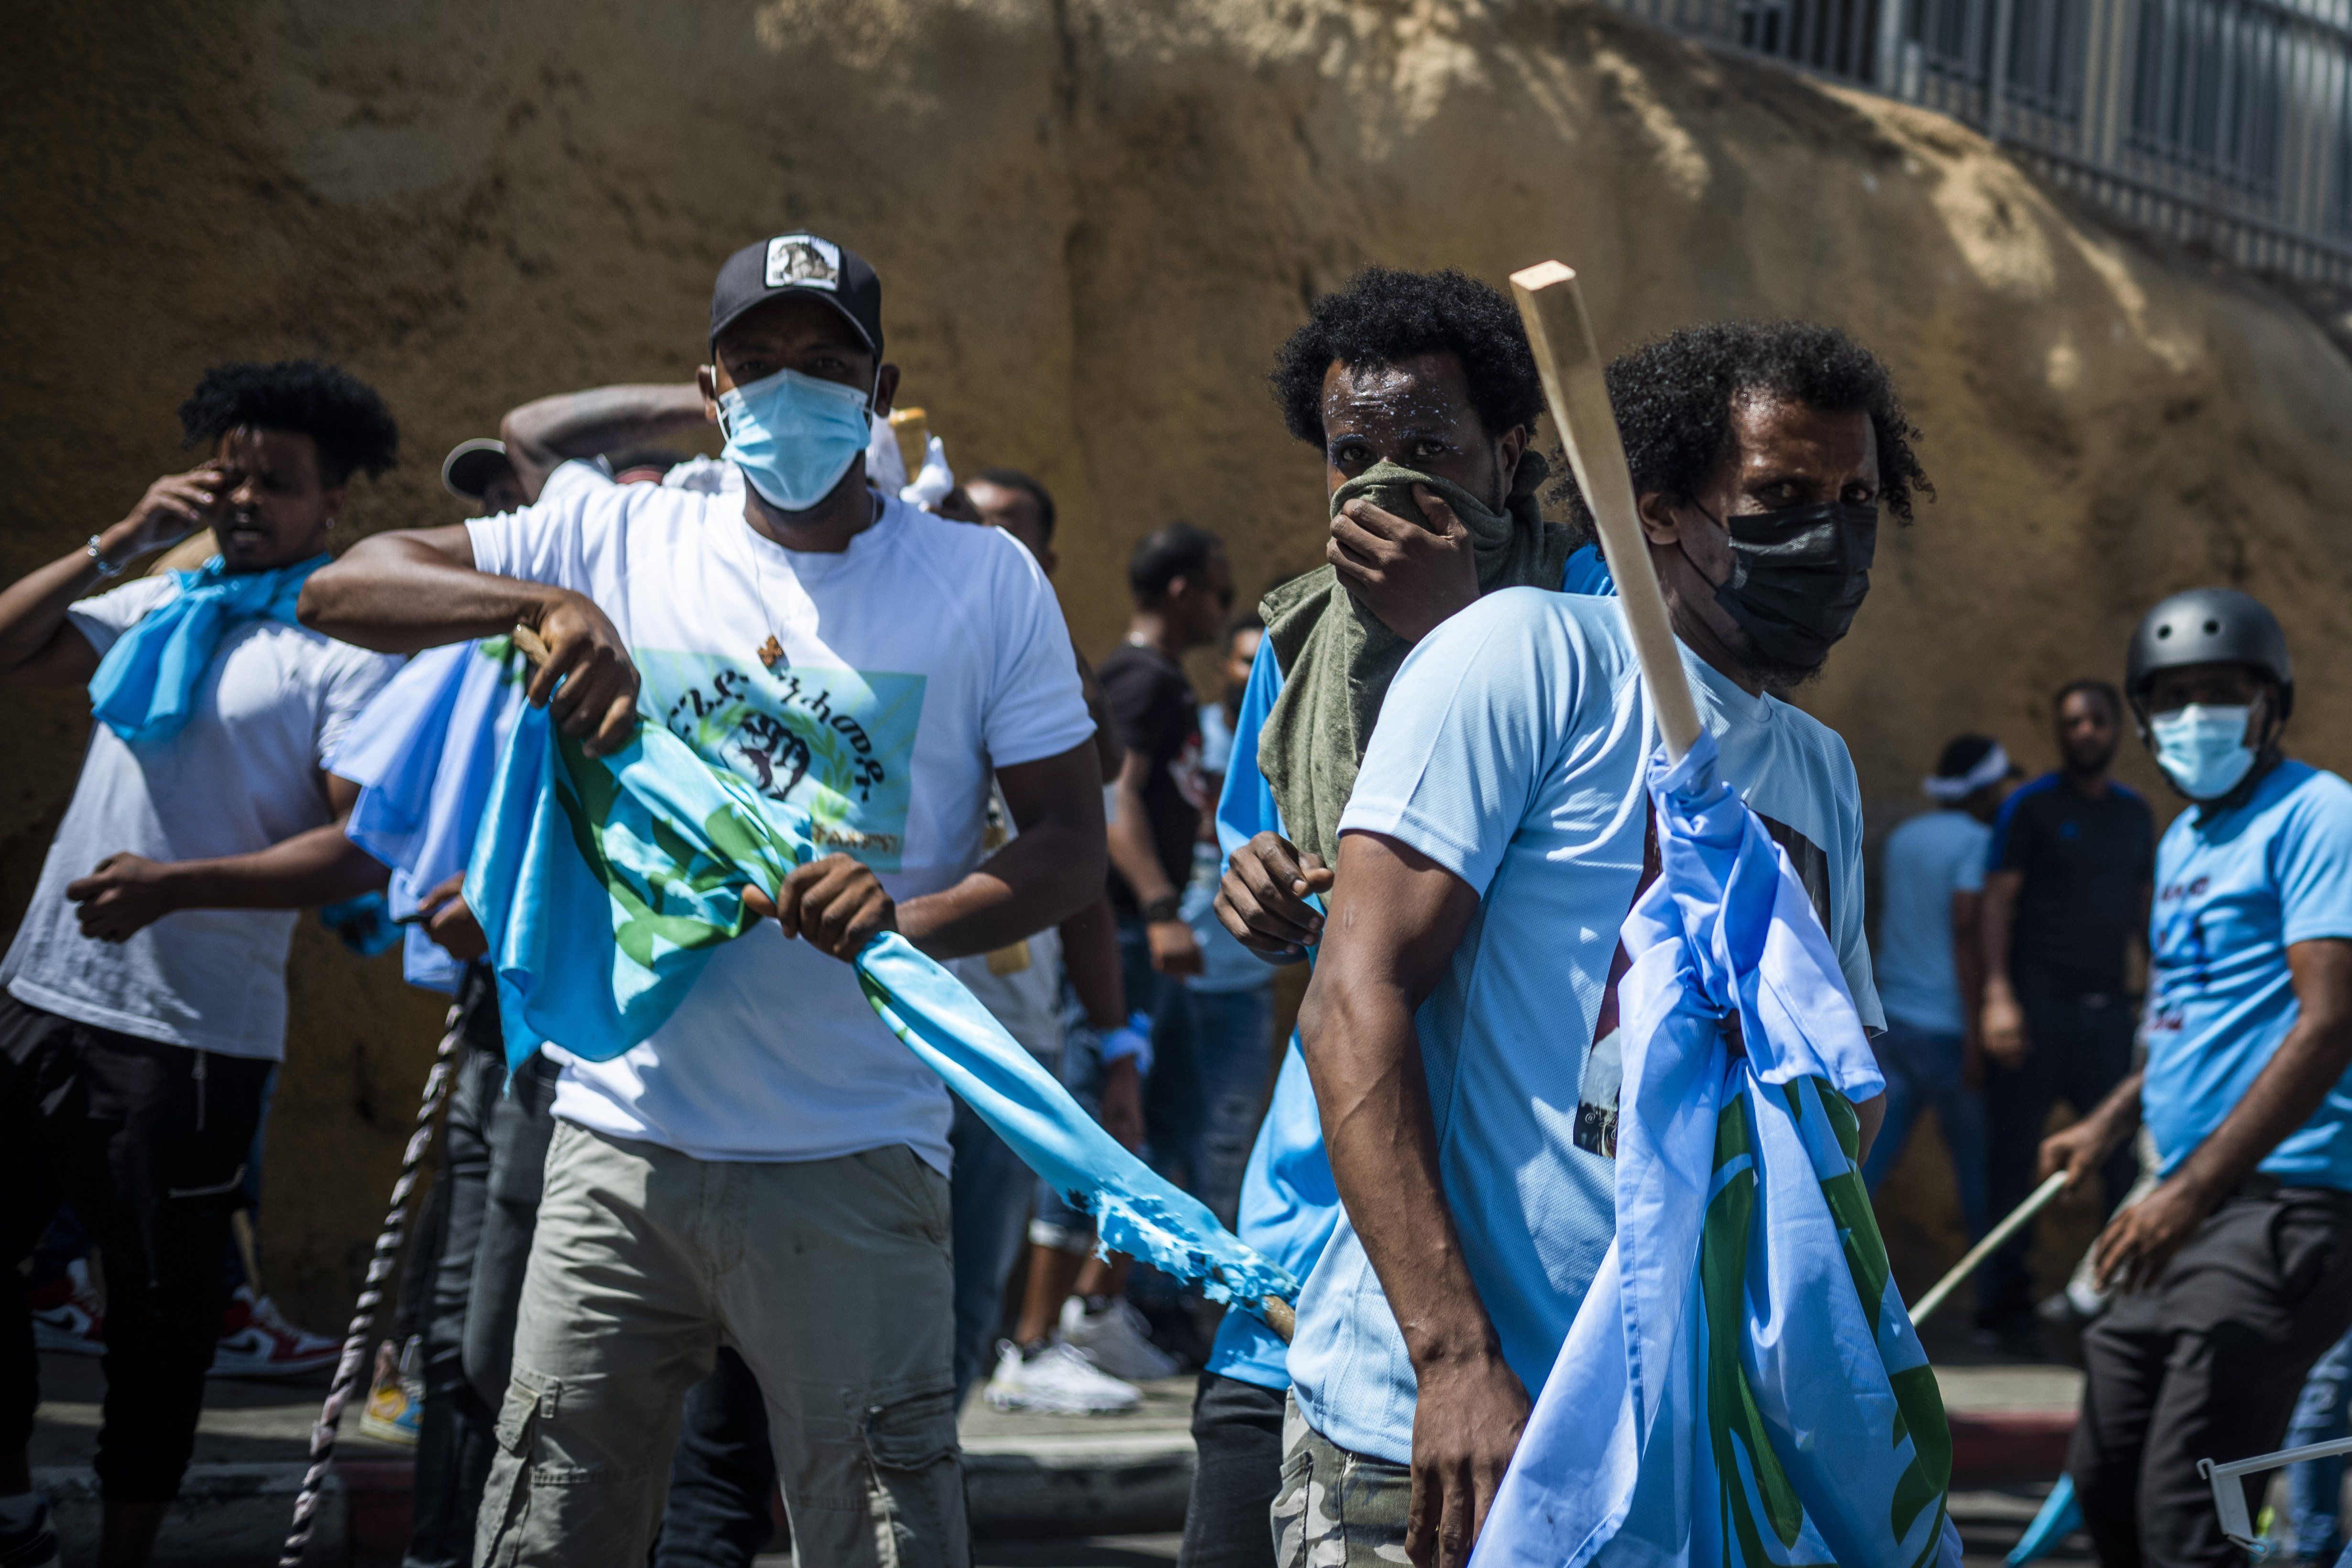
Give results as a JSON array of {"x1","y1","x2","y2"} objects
[{"x1": 1607, "y1": 0, "x2": 2352, "y2": 281}]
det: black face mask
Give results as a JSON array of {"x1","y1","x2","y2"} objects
[{"x1": 1692, "y1": 500, "x2": 1879, "y2": 672}]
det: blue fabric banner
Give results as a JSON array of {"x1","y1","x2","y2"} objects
[
  {"x1": 1470, "y1": 731, "x2": 1957, "y2": 1568},
  {"x1": 464, "y1": 697, "x2": 1299, "y2": 1312},
  {"x1": 88, "y1": 553, "x2": 330, "y2": 743}
]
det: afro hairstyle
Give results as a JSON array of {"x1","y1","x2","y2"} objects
[
  {"x1": 1553, "y1": 321, "x2": 1928, "y2": 535},
  {"x1": 178, "y1": 360, "x2": 399, "y2": 486},
  {"x1": 1268, "y1": 267, "x2": 1545, "y2": 448}
]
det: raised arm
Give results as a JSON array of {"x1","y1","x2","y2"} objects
[
  {"x1": 65, "y1": 774, "x2": 389, "y2": 941},
  {"x1": 0, "y1": 467, "x2": 227, "y2": 687},
  {"x1": 1298, "y1": 828, "x2": 1521, "y2": 1568},
  {"x1": 500, "y1": 383, "x2": 711, "y2": 502},
  {"x1": 298, "y1": 526, "x2": 639, "y2": 755}
]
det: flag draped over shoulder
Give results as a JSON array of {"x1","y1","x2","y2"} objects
[
  {"x1": 464, "y1": 699, "x2": 1299, "y2": 1313},
  {"x1": 88, "y1": 553, "x2": 330, "y2": 743},
  {"x1": 1471, "y1": 732, "x2": 1960, "y2": 1568}
]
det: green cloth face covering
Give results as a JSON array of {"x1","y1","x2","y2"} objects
[{"x1": 1256, "y1": 453, "x2": 1575, "y2": 868}]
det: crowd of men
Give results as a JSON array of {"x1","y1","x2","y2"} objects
[{"x1": 1, "y1": 233, "x2": 2349, "y2": 1568}]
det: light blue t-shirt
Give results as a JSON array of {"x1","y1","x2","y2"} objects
[
  {"x1": 1873, "y1": 809, "x2": 1992, "y2": 1035},
  {"x1": 2142, "y1": 760, "x2": 2352, "y2": 1188},
  {"x1": 1201, "y1": 546, "x2": 1617, "y2": 1391},
  {"x1": 1288, "y1": 589, "x2": 1881, "y2": 1464}
]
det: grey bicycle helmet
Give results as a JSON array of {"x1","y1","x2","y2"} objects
[{"x1": 2125, "y1": 587, "x2": 2294, "y2": 732}]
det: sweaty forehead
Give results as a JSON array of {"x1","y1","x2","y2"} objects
[
  {"x1": 1319, "y1": 351, "x2": 1477, "y2": 436},
  {"x1": 1724, "y1": 392, "x2": 1876, "y2": 476}
]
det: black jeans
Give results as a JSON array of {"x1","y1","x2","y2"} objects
[
  {"x1": 651, "y1": 1348, "x2": 780, "y2": 1568},
  {"x1": 2070, "y1": 1182, "x2": 2352, "y2": 1568},
  {"x1": 0, "y1": 997, "x2": 271, "y2": 1501},
  {"x1": 404, "y1": 970, "x2": 510, "y2": 1568},
  {"x1": 461, "y1": 1045, "x2": 561, "y2": 1411},
  {"x1": 1178, "y1": 1373, "x2": 1288, "y2": 1568},
  {"x1": 1981, "y1": 979, "x2": 2137, "y2": 1330}
]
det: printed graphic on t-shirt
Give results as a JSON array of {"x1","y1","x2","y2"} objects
[
  {"x1": 1575, "y1": 806, "x2": 1832, "y2": 1157},
  {"x1": 636, "y1": 650, "x2": 926, "y2": 870},
  {"x1": 2145, "y1": 871, "x2": 2212, "y2": 1044}
]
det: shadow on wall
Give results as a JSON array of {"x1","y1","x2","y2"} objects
[{"x1": 4, "y1": 0, "x2": 2348, "y2": 1318}]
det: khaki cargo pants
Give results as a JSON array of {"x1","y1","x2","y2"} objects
[{"x1": 475, "y1": 1122, "x2": 968, "y2": 1568}]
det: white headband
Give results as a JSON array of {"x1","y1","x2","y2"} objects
[{"x1": 1922, "y1": 742, "x2": 2011, "y2": 804}]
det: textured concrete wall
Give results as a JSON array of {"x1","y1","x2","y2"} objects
[{"x1": 8, "y1": 0, "x2": 2350, "y2": 1320}]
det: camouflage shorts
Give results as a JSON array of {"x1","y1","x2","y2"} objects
[{"x1": 1270, "y1": 1395, "x2": 1413, "y2": 1568}]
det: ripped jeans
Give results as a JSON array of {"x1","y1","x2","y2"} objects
[{"x1": 475, "y1": 1122, "x2": 968, "y2": 1568}]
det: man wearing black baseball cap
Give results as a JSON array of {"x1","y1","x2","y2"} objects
[{"x1": 302, "y1": 235, "x2": 1108, "y2": 1568}]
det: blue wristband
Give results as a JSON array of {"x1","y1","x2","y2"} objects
[{"x1": 1100, "y1": 1016, "x2": 1154, "y2": 1079}]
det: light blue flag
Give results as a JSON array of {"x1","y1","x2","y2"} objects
[
  {"x1": 1471, "y1": 731, "x2": 1959, "y2": 1568},
  {"x1": 464, "y1": 697, "x2": 1299, "y2": 1312},
  {"x1": 88, "y1": 553, "x2": 330, "y2": 743},
  {"x1": 331, "y1": 638, "x2": 532, "y2": 992}
]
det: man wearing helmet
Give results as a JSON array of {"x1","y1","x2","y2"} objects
[{"x1": 2041, "y1": 588, "x2": 2352, "y2": 1568}]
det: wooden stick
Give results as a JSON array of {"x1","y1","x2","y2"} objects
[
  {"x1": 1908, "y1": 1170, "x2": 2070, "y2": 1327},
  {"x1": 1509, "y1": 263, "x2": 1703, "y2": 762},
  {"x1": 510, "y1": 624, "x2": 550, "y2": 666}
]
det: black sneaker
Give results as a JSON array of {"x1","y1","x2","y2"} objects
[{"x1": 0, "y1": 1496, "x2": 59, "y2": 1568}]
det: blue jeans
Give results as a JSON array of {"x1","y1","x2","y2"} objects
[
  {"x1": 1032, "y1": 916, "x2": 1180, "y2": 1247},
  {"x1": 2286, "y1": 1328, "x2": 2352, "y2": 1561},
  {"x1": 949, "y1": 1093, "x2": 1037, "y2": 1403},
  {"x1": 1159, "y1": 986, "x2": 1275, "y2": 1229},
  {"x1": 1860, "y1": 1022, "x2": 1988, "y2": 1238}
]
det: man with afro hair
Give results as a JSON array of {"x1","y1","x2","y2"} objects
[
  {"x1": 1181, "y1": 265, "x2": 1620, "y2": 1568},
  {"x1": 1235, "y1": 316, "x2": 1921, "y2": 1568},
  {"x1": 0, "y1": 360, "x2": 402, "y2": 1568}
]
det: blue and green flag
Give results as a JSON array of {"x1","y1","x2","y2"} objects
[
  {"x1": 463, "y1": 697, "x2": 1298, "y2": 1313},
  {"x1": 1472, "y1": 732, "x2": 1959, "y2": 1568}
]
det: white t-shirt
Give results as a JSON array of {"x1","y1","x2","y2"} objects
[
  {"x1": 465, "y1": 462, "x2": 1095, "y2": 1171},
  {"x1": 1289, "y1": 588, "x2": 1880, "y2": 1463},
  {"x1": 1, "y1": 574, "x2": 400, "y2": 1059}
]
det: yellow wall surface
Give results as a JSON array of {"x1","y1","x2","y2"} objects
[{"x1": 7, "y1": 0, "x2": 2351, "y2": 1320}]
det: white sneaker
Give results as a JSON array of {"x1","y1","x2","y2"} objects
[
  {"x1": 1060, "y1": 1296, "x2": 1181, "y2": 1382},
  {"x1": 29, "y1": 1258, "x2": 106, "y2": 1357},
  {"x1": 210, "y1": 1286, "x2": 342, "y2": 1378},
  {"x1": 984, "y1": 1340, "x2": 1143, "y2": 1415}
]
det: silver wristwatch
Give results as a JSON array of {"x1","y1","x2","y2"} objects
[{"x1": 86, "y1": 535, "x2": 124, "y2": 579}]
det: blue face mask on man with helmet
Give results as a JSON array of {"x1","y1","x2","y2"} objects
[
  {"x1": 2148, "y1": 703, "x2": 2260, "y2": 801},
  {"x1": 715, "y1": 365, "x2": 876, "y2": 513}
]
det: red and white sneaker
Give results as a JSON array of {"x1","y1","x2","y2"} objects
[
  {"x1": 210, "y1": 1286, "x2": 341, "y2": 1379},
  {"x1": 29, "y1": 1258, "x2": 106, "y2": 1357}
]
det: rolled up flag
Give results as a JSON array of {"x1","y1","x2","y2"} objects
[
  {"x1": 464, "y1": 693, "x2": 1298, "y2": 1319},
  {"x1": 1471, "y1": 731, "x2": 1959, "y2": 1568},
  {"x1": 88, "y1": 553, "x2": 330, "y2": 743}
]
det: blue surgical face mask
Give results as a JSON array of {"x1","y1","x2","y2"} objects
[
  {"x1": 714, "y1": 366, "x2": 874, "y2": 512},
  {"x1": 2149, "y1": 703, "x2": 2257, "y2": 800}
]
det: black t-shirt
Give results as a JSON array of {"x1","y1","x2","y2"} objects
[
  {"x1": 1098, "y1": 641, "x2": 1206, "y2": 916},
  {"x1": 1993, "y1": 773, "x2": 2157, "y2": 994}
]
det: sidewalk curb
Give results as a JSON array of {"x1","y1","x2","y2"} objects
[
  {"x1": 1948, "y1": 1409, "x2": 2075, "y2": 1487},
  {"x1": 37, "y1": 1409, "x2": 2072, "y2": 1563}
]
